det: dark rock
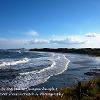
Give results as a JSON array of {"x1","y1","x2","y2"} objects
[{"x1": 84, "y1": 72, "x2": 100, "y2": 76}]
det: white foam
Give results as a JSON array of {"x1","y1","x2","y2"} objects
[
  {"x1": 19, "y1": 70, "x2": 38, "y2": 75},
  {"x1": 0, "y1": 58, "x2": 30, "y2": 68},
  {"x1": 17, "y1": 50, "x2": 21, "y2": 53},
  {"x1": 12, "y1": 53, "x2": 70, "y2": 90}
]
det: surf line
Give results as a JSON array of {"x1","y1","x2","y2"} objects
[{"x1": 13, "y1": 53, "x2": 70, "y2": 90}]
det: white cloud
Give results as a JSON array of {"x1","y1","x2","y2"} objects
[
  {"x1": 50, "y1": 39, "x2": 67, "y2": 44},
  {"x1": 84, "y1": 33, "x2": 100, "y2": 48},
  {"x1": 66, "y1": 36, "x2": 86, "y2": 44},
  {"x1": 26, "y1": 30, "x2": 39, "y2": 37},
  {"x1": 1, "y1": 32, "x2": 100, "y2": 48},
  {"x1": 29, "y1": 39, "x2": 49, "y2": 44},
  {"x1": 28, "y1": 32, "x2": 100, "y2": 48},
  {"x1": 85, "y1": 32, "x2": 99, "y2": 37},
  {"x1": 49, "y1": 36, "x2": 85, "y2": 44},
  {"x1": 29, "y1": 35, "x2": 86, "y2": 45}
]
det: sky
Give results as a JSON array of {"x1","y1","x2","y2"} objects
[{"x1": 0, "y1": 0, "x2": 100, "y2": 49}]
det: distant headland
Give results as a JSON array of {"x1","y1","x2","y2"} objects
[{"x1": 29, "y1": 48, "x2": 100, "y2": 56}]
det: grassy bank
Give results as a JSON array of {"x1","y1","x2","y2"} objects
[{"x1": 1, "y1": 77, "x2": 100, "y2": 100}]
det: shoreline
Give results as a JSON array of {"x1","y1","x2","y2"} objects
[{"x1": 29, "y1": 48, "x2": 100, "y2": 56}]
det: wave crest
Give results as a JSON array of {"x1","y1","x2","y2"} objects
[{"x1": 0, "y1": 58, "x2": 30, "y2": 68}]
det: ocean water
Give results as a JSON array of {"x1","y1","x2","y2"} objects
[{"x1": 0, "y1": 49, "x2": 100, "y2": 90}]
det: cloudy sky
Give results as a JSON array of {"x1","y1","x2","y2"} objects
[{"x1": 0, "y1": 0, "x2": 100, "y2": 49}]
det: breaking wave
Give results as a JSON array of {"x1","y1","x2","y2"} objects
[
  {"x1": 0, "y1": 58, "x2": 30, "y2": 68},
  {"x1": 11, "y1": 53, "x2": 70, "y2": 90}
]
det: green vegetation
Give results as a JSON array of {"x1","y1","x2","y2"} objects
[{"x1": 1, "y1": 77, "x2": 100, "y2": 100}]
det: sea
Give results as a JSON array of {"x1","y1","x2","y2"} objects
[{"x1": 0, "y1": 49, "x2": 100, "y2": 90}]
